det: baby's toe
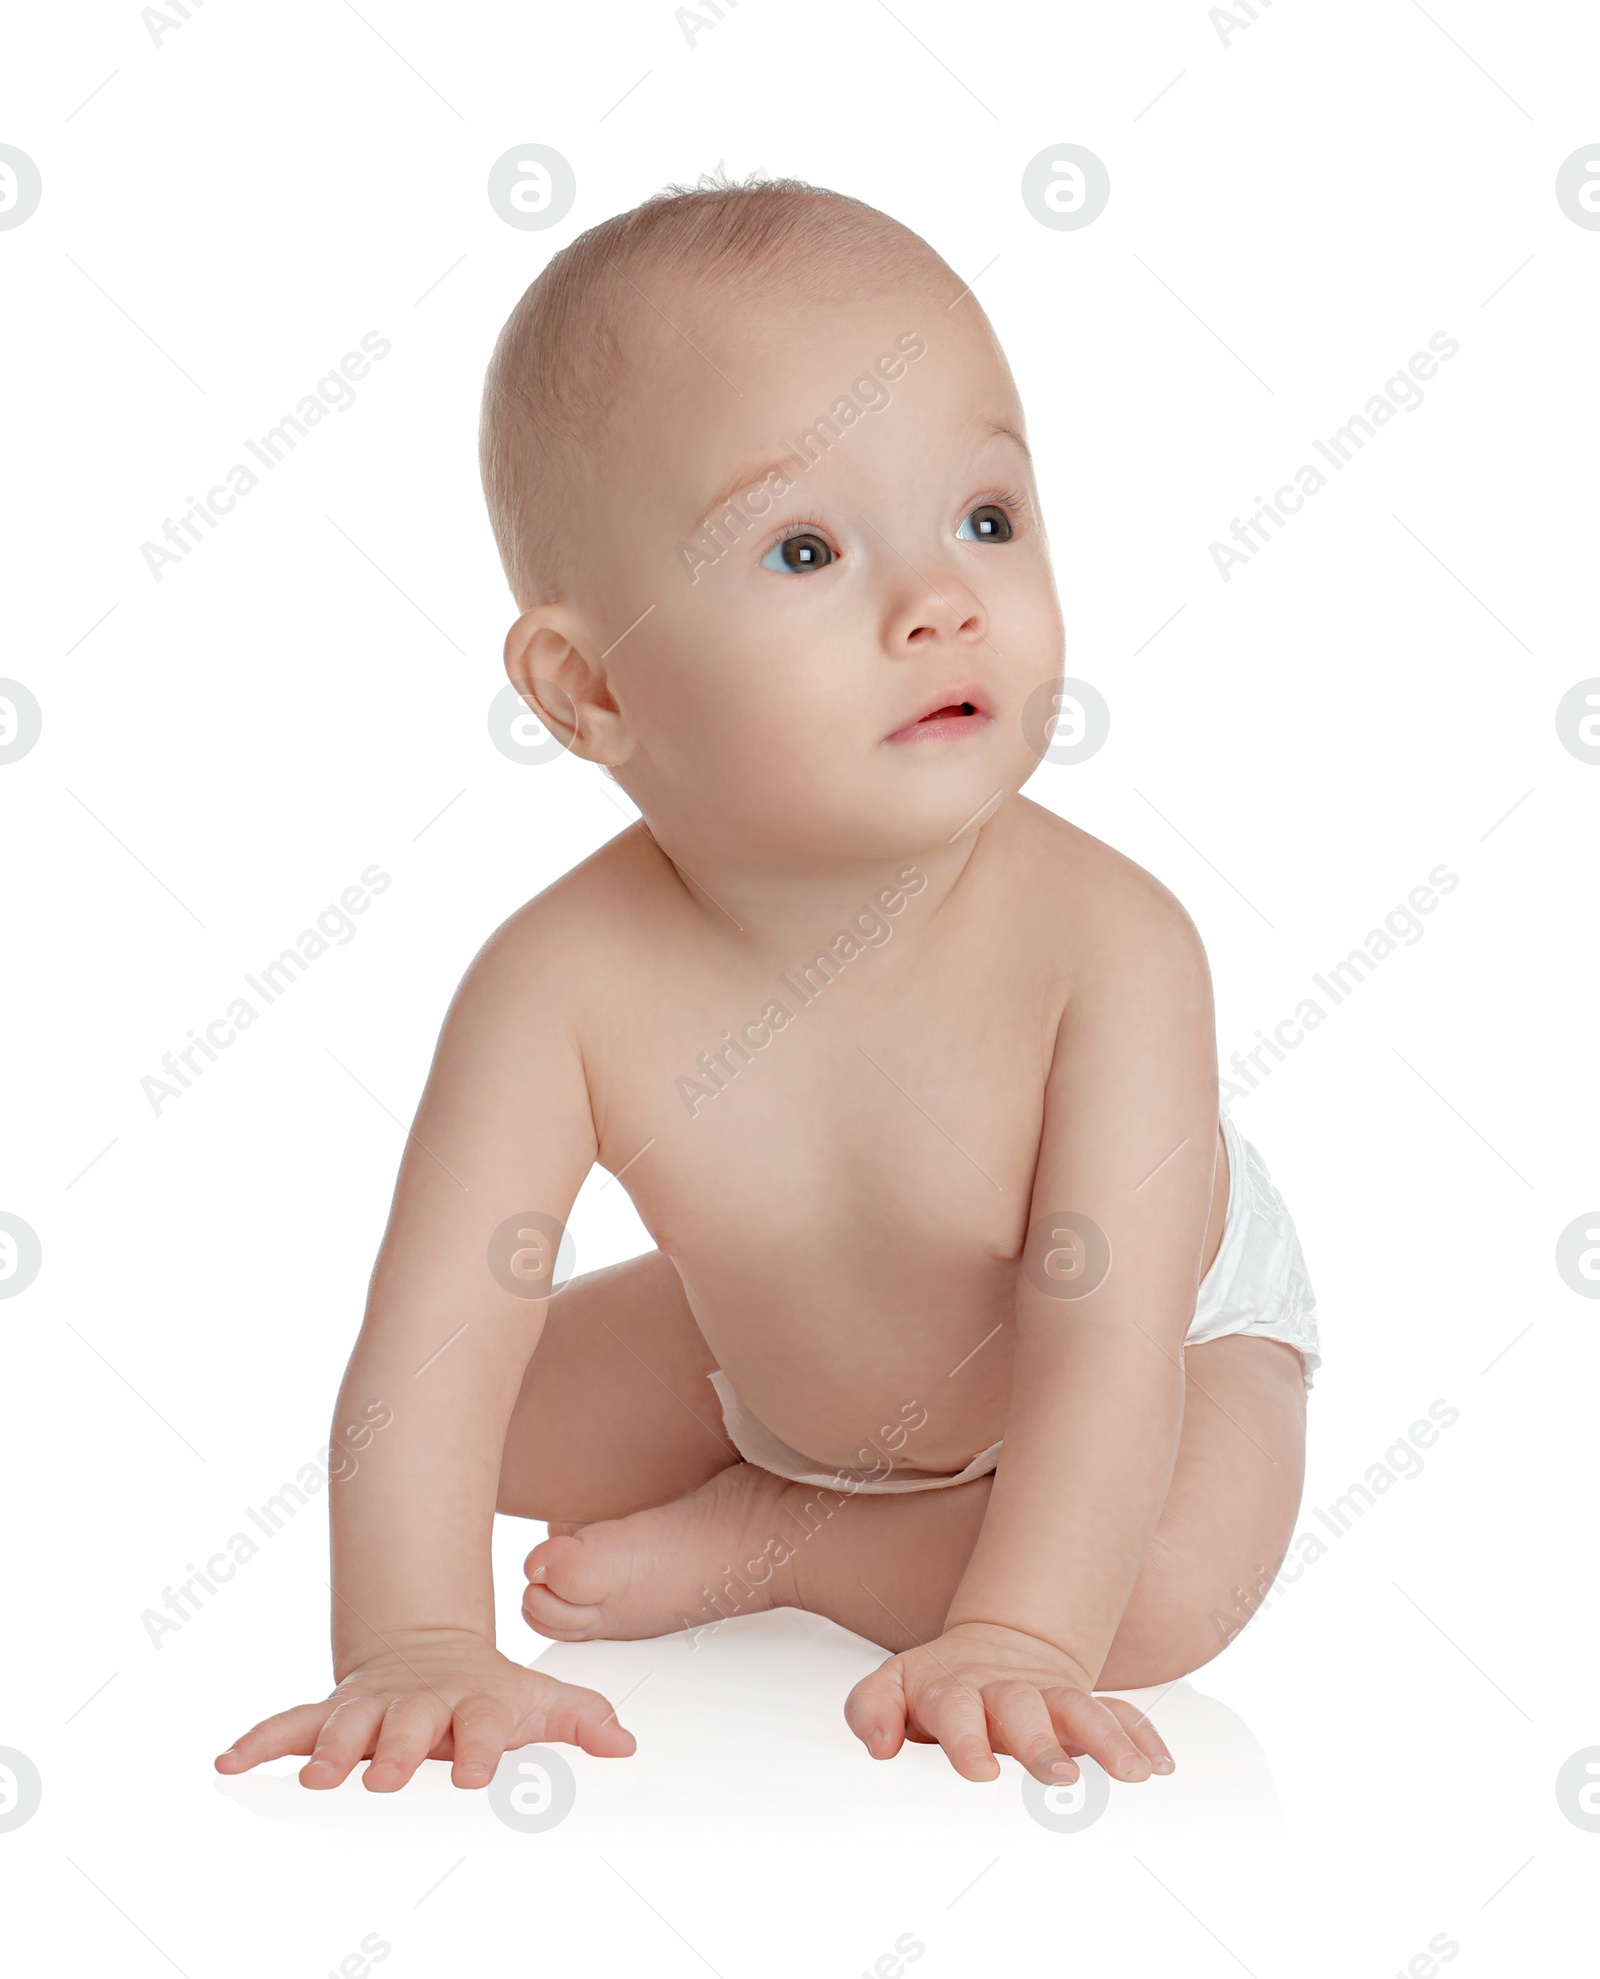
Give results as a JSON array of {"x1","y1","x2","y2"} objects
[
  {"x1": 526, "y1": 1527, "x2": 631, "y2": 1609},
  {"x1": 522, "y1": 1580, "x2": 604, "y2": 1640}
]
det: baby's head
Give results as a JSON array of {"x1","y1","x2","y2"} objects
[{"x1": 481, "y1": 174, "x2": 1064, "y2": 868}]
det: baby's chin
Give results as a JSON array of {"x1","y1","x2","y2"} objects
[{"x1": 723, "y1": 774, "x2": 1027, "y2": 870}]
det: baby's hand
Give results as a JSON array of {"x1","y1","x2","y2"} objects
[
  {"x1": 844, "y1": 1621, "x2": 1173, "y2": 1787},
  {"x1": 215, "y1": 1626, "x2": 635, "y2": 1792}
]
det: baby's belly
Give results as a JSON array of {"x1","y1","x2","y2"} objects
[
  {"x1": 673, "y1": 1254, "x2": 1020, "y2": 1475},
  {"x1": 644, "y1": 1109, "x2": 1231, "y2": 1471}
]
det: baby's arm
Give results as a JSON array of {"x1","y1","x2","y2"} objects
[
  {"x1": 217, "y1": 909, "x2": 635, "y2": 1792},
  {"x1": 847, "y1": 878, "x2": 1216, "y2": 1784}
]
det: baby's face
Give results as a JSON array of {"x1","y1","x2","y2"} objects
[{"x1": 565, "y1": 274, "x2": 1064, "y2": 864}]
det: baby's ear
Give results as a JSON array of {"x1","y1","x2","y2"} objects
[{"x1": 502, "y1": 604, "x2": 631, "y2": 766}]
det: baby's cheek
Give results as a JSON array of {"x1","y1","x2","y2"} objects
[
  {"x1": 997, "y1": 582, "x2": 1060, "y2": 661},
  {"x1": 698, "y1": 669, "x2": 838, "y2": 770}
]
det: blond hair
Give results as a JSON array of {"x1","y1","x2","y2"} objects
[{"x1": 478, "y1": 171, "x2": 955, "y2": 608}]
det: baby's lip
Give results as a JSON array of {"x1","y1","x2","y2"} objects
[{"x1": 884, "y1": 686, "x2": 992, "y2": 746}]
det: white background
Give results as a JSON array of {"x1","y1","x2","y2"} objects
[{"x1": 2, "y1": 0, "x2": 1597, "y2": 1971}]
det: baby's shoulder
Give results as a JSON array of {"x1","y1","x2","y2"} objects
[
  {"x1": 447, "y1": 824, "x2": 662, "y2": 1021},
  {"x1": 998, "y1": 799, "x2": 1209, "y2": 976}
]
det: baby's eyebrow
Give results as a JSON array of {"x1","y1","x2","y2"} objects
[
  {"x1": 691, "y1": 418, "x2": 1033, "y2": 528},
  {"x1": 971, "y1": 417, "x2": 1033, "y2": 461},
  {"x1": 693, "y1": 453, "x2": 800, "y2": 526}
]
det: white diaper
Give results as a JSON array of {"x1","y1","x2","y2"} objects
[
  {"x1": 708, "y1": 1109, "x2": 1321, "y2": 1496},
  {"x1": 1187, "y1": 1109, "x2": 1322, "y2": 1388},
  {"x1": 707, "y1": 1371, "x2": 1008, "y2": 1498}
]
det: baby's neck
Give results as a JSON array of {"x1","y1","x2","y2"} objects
[{"x1": 633, "y1": 810, "x2": 997, "y2": 964}]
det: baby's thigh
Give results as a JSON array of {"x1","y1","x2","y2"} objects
[{"x1": 496, "y1": 1249, "x2": 739, "y2": 1523}]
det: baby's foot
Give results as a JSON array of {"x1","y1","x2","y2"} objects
[{"x1": 522, "y1": 1463, "x2": 800, "y2": 1642}]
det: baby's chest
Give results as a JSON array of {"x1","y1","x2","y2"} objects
[{"x1": 602, "y1": 966, "x2": 1052, "y2": 1271}]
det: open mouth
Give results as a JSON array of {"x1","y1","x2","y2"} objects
[{"x1": 885, "y1": 694, "x2": 990, "y2": 746}]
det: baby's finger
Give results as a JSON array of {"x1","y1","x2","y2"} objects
[
  {"x1": 914, "y1": 1679, "x2": 999, "y2": 1784},
  {"x1": 1099, "y1": 1694, "x2": 1175, "y2": 1774},
  {"x1": 364, "y1": 1693, "x2": 453, "y2": 1792},
  {"x1": 842, "y1": 1659, "x2": 908, "y2": 1760},
  {"x1": 1042, "y1": 1686, "x2": 1152, "y2": 1783},
  {"x1": 448, "y1": 1695, "x2": 512, "y2": 1787},
  {"x1": 520, "y1": 1673, "x2": 638, "y2": 1758},
  {"x1": 301, "y1": 1696, "x2": 387, "y2": 1789},
  {"x1": 215, "y1": 1701, "x2": 332, "y2": 1773},
  {"x1": 981, "y1": 1680, "x2": 1078, "y2": 1786},
  {"x1": 574, "y1": 1687, "x2": 639, "y2": 1759}
]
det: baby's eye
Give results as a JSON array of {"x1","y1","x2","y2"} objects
[
  {"x1": 760, "y1": 532, "x2": 834, "y2": 573},
  {"x1": 957, "y1": 503, "x2": 1014, "y2": 543}
]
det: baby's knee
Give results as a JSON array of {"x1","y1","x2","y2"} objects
[
  {"x1": 1101, "y1": 1608, "x2": 1223, "y2": 1691},
  {"x1": 494, "y1": 1469, "x2": 588, "y2": 1525},
  {"x1": 1099, "y1": 1535, "x2": 1260, "y2": 1689}
]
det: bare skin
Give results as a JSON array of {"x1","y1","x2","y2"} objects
[
  {"x1": 507, "y1": 1223, "x2": 1305, "y2": 1780},
  {"x1": 218, "y1": 237, "x2": 1310, "y2": 1797}
]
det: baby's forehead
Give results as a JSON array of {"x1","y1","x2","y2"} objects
[{"x1": 607, "y1": 272, "x2": 1015, "y2": 485}]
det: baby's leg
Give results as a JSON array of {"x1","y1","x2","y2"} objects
[
  {"x1": 523, "y1": 1334, "x2": 1306, "y2": 1687},
  {"x1": 496, "y1": 1249, "x2": 740, "y2": 1524},
  {"x1": 774, "y1": 1335, "x2": 1304, "y2": 1685}
]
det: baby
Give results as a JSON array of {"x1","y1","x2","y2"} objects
[{"x1": 218, "y1": 175, "x2": 1321, "y2": 1797}]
